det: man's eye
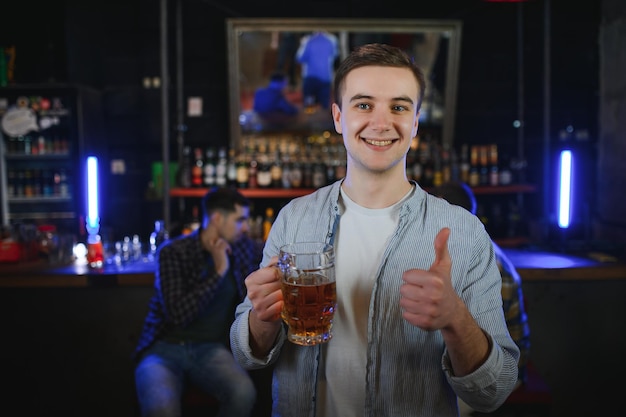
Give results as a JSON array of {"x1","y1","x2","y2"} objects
[
  {"x1": 357, "y1": 103, "x2": 370, "y2": 110},
  {"x1": 392, "y1": 105, "x2": 408, "y2": 112}
]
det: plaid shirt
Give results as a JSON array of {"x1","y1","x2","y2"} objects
[
  {"x1": 134, "y1": 229, "x2": 262, "y2": 360},
  {"x1": 494, "y1": 242, "x2": 531, "y2": 385}
]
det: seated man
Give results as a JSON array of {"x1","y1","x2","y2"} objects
[
  {"x1": 134, "y1": 187, "x2": 262, "y2": 417},
  {"x1": 253, "y1": 72, "x2": 299, "y2": 118},
  {"x1": 430, "y1": 181, "x2": 531, "y2": 389}
]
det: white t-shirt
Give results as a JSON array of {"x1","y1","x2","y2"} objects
[{"x1": 318, "y1": 186, "x2": 413, "y2": 416}]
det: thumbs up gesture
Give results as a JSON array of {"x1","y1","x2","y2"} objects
[{"x1": 399, "y1": 227, "x2": 463, "y2": 331}]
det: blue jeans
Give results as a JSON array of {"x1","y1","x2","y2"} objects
[
  {"x1": 302, "y1": 76, "x2": 331, "y2": 109},
  {"x1": 135, "y1": 341, "x2": 256, "y2": 417}
]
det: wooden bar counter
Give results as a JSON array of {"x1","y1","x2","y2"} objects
[{"x1": 1, "y1": 249, "x2": 625, "y2": 417}]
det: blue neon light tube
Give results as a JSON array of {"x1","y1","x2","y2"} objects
[
  {"x1": 558, "y1": 150, "x2": 572, "y2": 229},
  {"x1": 87, "y1": 156, "x2": 99, "y2": 230}
]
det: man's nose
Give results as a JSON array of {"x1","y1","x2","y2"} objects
[{"x1": 370, "y1": 107, "x2": 392, "y2": 131}]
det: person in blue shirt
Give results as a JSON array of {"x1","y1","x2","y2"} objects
[
  {"x1": 230, "y1": 43, "x2": 520, "y2": 417},
  {"x1": 253, "y1": 72, "x2": 299, "y2": 118},
  {"x1": 296, "y1": 31, "x2": 339, "y2": 110}
]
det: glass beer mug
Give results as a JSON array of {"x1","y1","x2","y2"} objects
[{"x1": 278, "y1": 242, "x2": 337, "y2": 346}]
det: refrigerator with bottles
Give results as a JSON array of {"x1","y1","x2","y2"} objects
[{"x1": 0, "y1": 84, "x2": 104, "y2": 251}]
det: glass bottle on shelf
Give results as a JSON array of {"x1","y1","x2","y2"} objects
[
  {"x1": 149, "y1": 219, "x2": 169, "y2": 256},
  {"x1": 479, "y1": 145, "x2": 489, "y2": 186},
  {"x1": 489, "y1": 144, "x2": 499, "y2": 186},
  {"x1": 270, "y1": 150, "x2": 283, "y2": 189},
  {"x1": 215, "y1": 147, "x2": 228, "y2": 187},
  {"x1": 248, "y1": 153, "x2": 259, "y2": 189},
  {"x1": 290, "y1": 154, "x2": 303, "y2": 188},
  {"x1": 459, "y1": 144, "x2": 470, "y2": 183},
  {"x1": 468, "y1": 145, "x2": 480, "y2": 187},
  {"x1": 177, "y1": 146, "x2": 192, "y2": 188},
  {"x1": 263, "y1": 207, "x2": 275, "y2": 241},
  {"x1": 236, "y1": 152, "x2": 249, "y2": 188},
  {"x1": 226, "y1": 148, "x2": 238, "y2": 187},
  {"x1": 192, "y1": 147, "x2": 204, "y2": 188},
  {"x1": 203, "y1": 147, "x2": 217, "y2": 187},
  {"x1": 182, "y1": 205, "x2": 201, "y2": 235},
  {"x1": 256, "y1": 153, "x2": 272, "y2": 188},
  {"x1": 281, "y1": 152, "x2": 292, "y2": 189}
]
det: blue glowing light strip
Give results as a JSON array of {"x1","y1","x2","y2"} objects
[
  {"x1": 87, "y1": 156, "x2": 99, "y2": 229},
  {"x1": 558, "y1": 150, "x2": 572, "y2": 229}
]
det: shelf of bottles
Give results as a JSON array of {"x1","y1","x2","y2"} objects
[
  {"x1": 170, "y1": 133, "x2": 535, "y2": 198},
  {"x1": 172, "y1": 132, "x2": 346, "y2": 196},
  {"x1": 170, "y1": 132, "x2": 536, "y2": 244},
  {"x1": 2, "y1": 109, "x2": 75, "y2": 221}
]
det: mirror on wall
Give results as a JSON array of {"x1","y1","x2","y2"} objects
[{"x1": 227, "y1": 18, "x2": 462, "y2": 151}]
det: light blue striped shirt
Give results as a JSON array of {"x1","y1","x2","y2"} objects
[{"x1": 231, "y1": 180, "x2": 520, "y2": 417}]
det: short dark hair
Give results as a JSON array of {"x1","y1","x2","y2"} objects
[
  {"x1": 332, "y1": 43, "x2": 426, "y2": 109},
  {"x1": 431, "y1": 181, "x2": 477, "y2": 215},
  {"x1": 202, "y1": 187, "x2": 250, "y2": 218},
  {"x1": 269, "y1": 72, "x2": 287, "y2": 83}
]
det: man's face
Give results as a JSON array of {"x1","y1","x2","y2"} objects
[
  {"x1": 332, "y1": 65, "x2": 420, "y2": 174},
  {"x1": 216, "y1": 204, "x2": 250, "y2": 243}
]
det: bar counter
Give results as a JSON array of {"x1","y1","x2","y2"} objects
[
  {"x1": 1, "y1": 248, "x2": 624, "y2": 417},
  {"x1": 1, "y1": 248, "x2": 624, "y2": 287}
]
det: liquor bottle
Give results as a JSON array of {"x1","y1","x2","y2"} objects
[
  {"x1": 24, "y1": 169, "x2": 34, "y2": 197},
  {"x1": 302, "y1": 154, "x2": 313, "y2": 188},
  {"x1": 7, "y1": 169, "x2": 16, "y2": 197},
  {"x1": 325, "y1": 149, "x2": 336, "y2": 185},
  {"x1": 449, "y1": 147, "x2": 460, "y2": 182},
  {"x1": 131, "y1": 234, "x2": 143, "y2": 261},
  {"x1": 191, "y1": 147, "x2": 204, "y2": 187},
  {"x1": 489, "y1": 144, "x2": 499, "y2": 186},
  {"x1": 203, "y1": 147, "x2": 216, "y2": 187},
  {"x1": 498, "y1": 154, "x2": 513, "y2": 186},
  {"x1": 15, "y1": 170, "x2": 25, "y2": 196},
  {"x1": 226, "y1": 148, "x2": 238, "y2": 187},
  {"x1": 281, "y1": 152, "x2": 292, "y2": 189},
  {"x1": 334, "y1": 147, "x2": 347, "y2": 180},
  {"x1": 418, "y1": 140, "x2": 433, "y2": 187},
  {"x1": 52, "y1": 170, "x2": 61, "y2": 195},
  {"x1": 441, "y1": 144, "x2": 452, "y2": 184},
  {"x1": 479, "y1": 145, "x2": 489, "y2": 186},
  {"x1": 468, "y1": 145, "x2": 480, "y2": 187},
  {"x1": 248, "y1": 153, "x2": 259, "y2": 189},
  {"x1": 177, "y1": 146, "x2": 193, "y2": 188},
  {"x1": 59, "y1": 169, "x2": 70, "y2": 197},
  {"x1": 236, "y1": 152, "x2": 249, "y2": 188},
  {"x1": 459, "y1": 144, "x2": 470, "y2": 183},
  {"x1": 263, "y1": 207, "x2": 275, "y2": 241},
  {"x1": 290, "y1": 156, "x2": 303, "y2": 188},
  {"x1": 215, "y1": 147, "x2": 228, "y2": 186},
  {"x1": 270, "y1": 150, "x2": 283, "y2": 188},
  {"x1": 312, "y1": 160, "x2": 326, "y2": 189},
  {"x1": 256, "y1": 153, "x2": 272, "y2": 188},
  {"x1": 182, "y1": 205, "x2": 201, "y2": 235},
  {"x1": 432, "y1": 145, "x2": 443, "y2": 187},
  {"x1": 149, "y1": 220, "x2": 169, "y2": 255},
  {"x1": 32, "y1": 169, "x2": 42, "y2": 196}
]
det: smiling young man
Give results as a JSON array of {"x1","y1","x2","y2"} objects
[{"x1": 230, "y1": 43, "x2": 520, "y2": 417}]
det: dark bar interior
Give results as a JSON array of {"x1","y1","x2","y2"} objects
[{"x1": 1, "y1": 1, "x2": 625, "y2": 416}]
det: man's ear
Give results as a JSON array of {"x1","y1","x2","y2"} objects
[
  {"x1": 209, "y1": 211, "x2": 222, "y2": 225},
  {"x1": 332, "y1": 103, "x2": 342, "y2": 134}
]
